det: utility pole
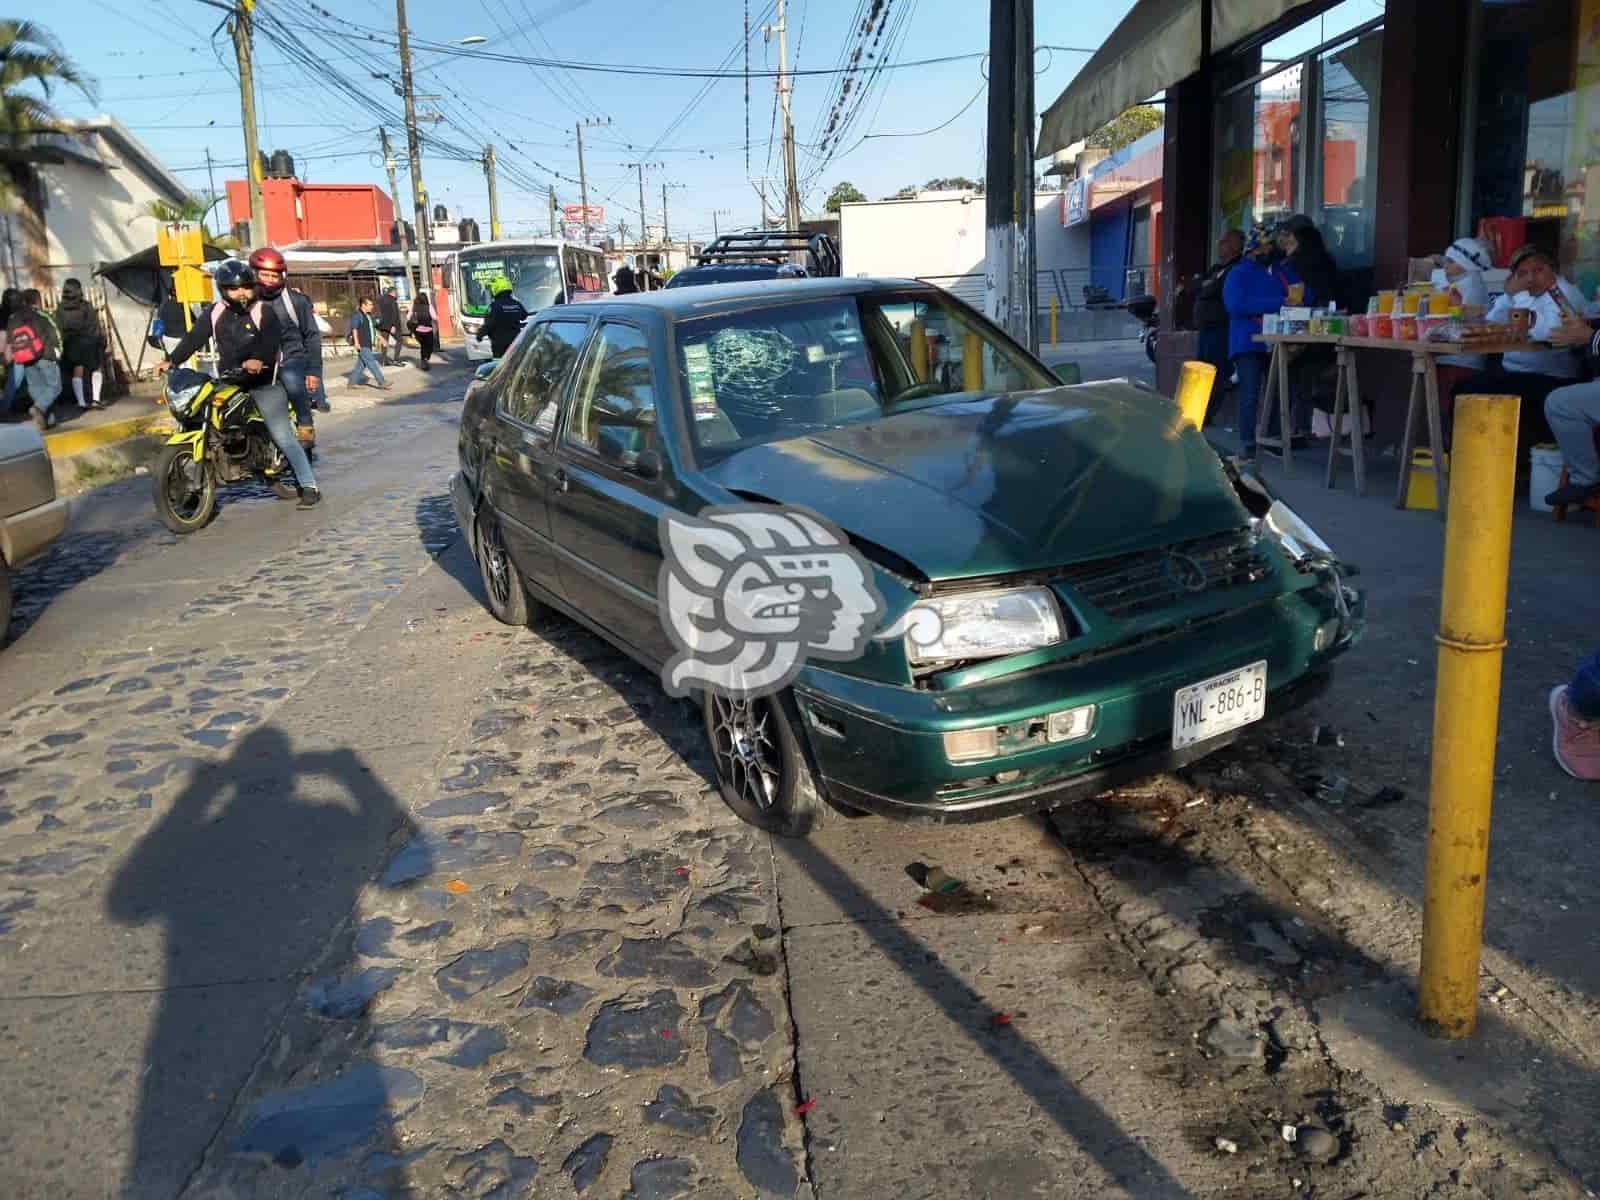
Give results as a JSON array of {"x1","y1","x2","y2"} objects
[
  {"x1": 751, "y1": 179, "x2": 769, "y2": 230},
  {"x1": 984, "y1": 0, "x2": 1036, "y2": 352},
  {"x1": 395, "y1": 0, "x2": 434, "y2": 300},
  {"x1": 766, "y1": 0, "x2": 802, "y2": 231},
  {"x1": 632, "y1": 163, "x2": 650, "y2": 245},
  {"x1": 379, "y1": 128, "x2": 416, "y2": 292},
  {"x1": 483, "y1": 144, "x2": 502, "y2": 240},
  {"x1": 548, "y1": 187, "x2": 558, "y2": 238},
  {"x1": 229, "y1": 0, "x2": 266, "y2": 247},
  {"x1": 712, "y1": 208, "x2": 730, "y2": 238},
  {"x1": 574, "y1": 119, "x2": 610, "y2": 245},
  {"x1": 204, "y1": 147, "x2": 218, "y2": 215}
]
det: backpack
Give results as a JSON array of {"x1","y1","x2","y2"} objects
[
  {"x1": 211, "y1": 299, "x2": 265, "y2": 331},
  {"x1": 8, "y1": 319, "x2": 44, "y2": 365}
]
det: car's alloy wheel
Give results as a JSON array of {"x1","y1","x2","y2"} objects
[
  {"x1": 475, "y1": 509, "x2": 530, "y2": 625},
  {"x1": 703, "y1": 689, "x2": 821, "y2": 838}
]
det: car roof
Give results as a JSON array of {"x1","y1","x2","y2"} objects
[{"x1": 562, "y1": 275, "x2": 937, "y2": 320}]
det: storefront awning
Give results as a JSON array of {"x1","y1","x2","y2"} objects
[
  {"x1": 1037, "y1": 0, "x2": 1200, "y2": 158},
  {"x1": 1037, "y1": 0, "x2": 1337, "y2": 158}
]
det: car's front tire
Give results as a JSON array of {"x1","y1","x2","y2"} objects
[
  {"x1": 474, "y1": 508, "x2": 532, "y2": 625},
  {"x1": 703, "y1": 689, "x2": 822, "y2": 838}
]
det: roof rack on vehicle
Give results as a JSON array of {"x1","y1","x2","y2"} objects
[{"x1": 693, "y1": 230, "x2": 840, "y2": 277}]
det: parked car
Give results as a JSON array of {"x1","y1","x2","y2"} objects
[
  {"x1": 1, "y1": 423, "x2": 69, "y2": 639},
  {"x1": 451, "y1": 278, "x2": 1362, "y2": 837},
  {"x1": 665, "y1": 230, "x2": 840, "y2": 290}
]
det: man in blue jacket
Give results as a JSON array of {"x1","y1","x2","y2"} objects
[{"x1": 1223, "y1": 223, "x2": 1297, "y2": 463}]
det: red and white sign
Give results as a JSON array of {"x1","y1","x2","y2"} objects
[{"x1": 562, "y1": 204, "x2": 604, "y2": 224}]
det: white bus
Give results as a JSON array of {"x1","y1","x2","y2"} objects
[{"x1": 452, "y1": 238, "x2": 610, "y2": 360}]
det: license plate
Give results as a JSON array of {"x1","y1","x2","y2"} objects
[{"x1": 1172, "y1": 661, "x2": 1267, "y2": 749}]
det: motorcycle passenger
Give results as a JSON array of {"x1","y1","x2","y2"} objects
[
  {"x1": 159, "y1": 259, "x2": 322, "y2": 508},
  {"x1": 249, "y1": 246, "x2": 325, "y2": 452},
  {"x1": 476, "y1": 277, "x2": 529, "y2": 359}
]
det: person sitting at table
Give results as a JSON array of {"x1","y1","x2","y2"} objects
[
  {"x1": 1541, "y1": 313, "x2": 1600, "y2": 507},
  {"x1": 1432, "y1": 236, "x2": 1496, "y2": 387},
  {"x1": 1277, "y1": 215, "x2": 1342, "y2": 439},
  {"x1": 1449, "y1": 244, "x2": 1594, "y2": 456},
  {"x1": 1223, "y1": 222, "x2": 1298, "y2": 464}
]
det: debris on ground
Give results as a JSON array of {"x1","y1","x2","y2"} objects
[
  {"x1": 1213, "y1": 1137, "x2": 1239, "y2": 1154},
  {"x1": 905, "y1": 862, "x2": 964, "y2": 894}
]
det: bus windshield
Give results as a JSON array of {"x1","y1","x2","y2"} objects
[{"x1": 457, "y1": 247, "x2": 565, "y2": 316}]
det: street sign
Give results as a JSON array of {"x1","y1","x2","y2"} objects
[
  {"x1": 157, "y1": 222, "x2": 204, "y2": 268},
  {"x1": 562, "y1": 204, "x2": 604, "y2": 225},
  {"x1": 173, "y1": 264, "x2": 213, "y2": 305}
]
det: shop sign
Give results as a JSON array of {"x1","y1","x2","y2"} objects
[{"x1": 1064, "y1": 178, "x2": 1089, "y2": 227}]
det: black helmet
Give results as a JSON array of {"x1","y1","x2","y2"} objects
[{"x1": 215, "y1": 259, "x2": 256, "y2": 291}]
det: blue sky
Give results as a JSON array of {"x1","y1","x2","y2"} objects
[{"x1": 49, "y1": 0, "x2": 1137, "y2": 242}]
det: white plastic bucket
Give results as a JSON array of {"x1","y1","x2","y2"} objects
[{"x1": 1529, "y1": 444, "x2": 1565, "y2": 513}]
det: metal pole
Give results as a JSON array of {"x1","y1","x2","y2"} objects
[
  {"x1": 638, "y1": 163, "x2": 648, "y2": 243},
  {"x1": 775, "y1": 0, "x2": 801, "y2": 231},
  {"x1": 379, "y1": 128, "x2": 415, "y2": 292},
  {"x1": 204, "y1": 147, "x2": 218, "y2": 226},
  {"x1": 662, "y1": 182, "x2": 670, "y2": 246},
  {"x1": 549, "y1": 186, "x2": 558, "y2": 238},
  {"x1": 395, "y1": 0, "x2": 434, "y2": 298},
  {"x1": 983, "y1": 0, "x2": 1036, "y2": 352},
  {"x1": 576, "y1": 122, "x2": 590, "y2": 243},
  {"x1": 1419, "y1": 392, "x2": 1520, "y2": 1039},
  {"x1": 483, "y1": 144, "x2": 502, "y2": 240},
  {"x1": 231, "y1": 0, "x2": 266, "y2": 247}
]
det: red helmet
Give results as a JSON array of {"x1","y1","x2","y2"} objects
[{"x1": 248, "y1": 247, "x2": 287, "y2": 275}]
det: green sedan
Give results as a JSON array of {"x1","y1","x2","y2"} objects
[{"x1": 451, "y1": 277, "x2": 1361, "y2": 838}]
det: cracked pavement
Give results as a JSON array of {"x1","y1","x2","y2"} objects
[{"x1": 1, "y1": 359, "x2": 1596, "y2": 1198}]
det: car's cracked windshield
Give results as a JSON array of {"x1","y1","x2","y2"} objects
[{"x1": 675, "y1": 293, "x2": 1055, "y2": 458}]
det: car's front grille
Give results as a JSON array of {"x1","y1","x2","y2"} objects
[{"x1": 1056, "y1": 528, "x2": 1271, "y2": 618}]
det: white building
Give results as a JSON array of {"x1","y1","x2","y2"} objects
[{"x1": 2, "y1": 116, "x2": 194, "y2": 377}]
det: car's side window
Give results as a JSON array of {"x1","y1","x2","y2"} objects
[
  {"x1": 565, "y1": 322, "x2": 657, "y2": 465},
  {"x1": 498, "y1": 321, "x2": 549, "y2": 425},
  {"x1": 501, "y1": 320, "x2": 590, "y2": 436}
]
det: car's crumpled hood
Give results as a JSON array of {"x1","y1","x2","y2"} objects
[{"x1": 700, "y1": 381, "x2": 1251, "y2": 582}]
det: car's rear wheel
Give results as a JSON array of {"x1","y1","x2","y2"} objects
[
  {"x1": 703, "y1": 689, "x2": 821, "y2": 838},
  {"x1": 475, "y1": 508, "x2": 531, "y2": 625}
]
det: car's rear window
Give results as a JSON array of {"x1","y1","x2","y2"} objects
[
  {"x1": 674, "y1": 293, "x2": 1055, "y2": 461},
  {"x1": 665, "y1": 265, "x2": 786, "y2": 289}
]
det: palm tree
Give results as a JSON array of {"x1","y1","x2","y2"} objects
[
  {"x1": 146, "y1": 194, "x2": 226, "y2": 243},
  {"x1": 0, "y1": 20, "x2": 98, "y2": 201}
]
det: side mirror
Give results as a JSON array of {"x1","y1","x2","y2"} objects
[{"x1": 633, "y1": 448, "x2": 664, "y2": 481}]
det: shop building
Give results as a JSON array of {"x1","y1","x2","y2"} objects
[{"x1": 1041, "y1": 0, "x2": 1600, "y2": 393}]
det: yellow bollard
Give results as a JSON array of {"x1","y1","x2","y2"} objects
[
  {"x1": 1050, "y1": 297, "x2": 1058, "y2": 348},
  {"x1": 910, "y1": 321, "x2": 929, "y2": 382},
  {"x1": 1175, "y1": 360, "x2": 1217, "y2": 430},
  {"x1": 1419, "y1": 392, "x2": 1519, "y2": 1038},
  {"x1": 962, "y1": 331, "x2": 984, "y2": 392}
]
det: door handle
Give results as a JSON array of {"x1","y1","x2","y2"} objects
[{"x1": 553, "y1": 468, "x2": 569, "y2": 493}]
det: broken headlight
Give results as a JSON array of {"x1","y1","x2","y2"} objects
[{"x1": 904, "y1": 586, "x2": 1065, "y2": 668}]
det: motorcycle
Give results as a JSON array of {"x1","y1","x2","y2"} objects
[
  {"x1": 151, "y1": 368, "x2": 300, "y2": 534},
  {"x1": 1126, "y1": 293, "x2": 1159, "y2": 364}
]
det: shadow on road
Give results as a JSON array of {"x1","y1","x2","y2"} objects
[{"x1": 105, "y1": 725, "x2": 420, "y2": 1197}]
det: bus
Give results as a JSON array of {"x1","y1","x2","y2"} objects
[{"x1": 452, "y1": 238, "x2": 610, "y2": 360}]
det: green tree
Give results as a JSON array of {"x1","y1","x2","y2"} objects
[
  {"x1": 0, "y1": 20, "x2": 97, "y2": 203},
  {"x1": 824, "y1": 180, "x2": 866, "y2": 213},
  {"x1": 1086, "y1": 105, "x2": 1163, "y2": 153},
  {"x1": 923, "y1": 176, "x2": 982, "y2": 192}
]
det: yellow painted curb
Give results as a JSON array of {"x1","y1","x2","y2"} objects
[{"x1": 45, "y1": 411, "x2": 175, "y2": 458}]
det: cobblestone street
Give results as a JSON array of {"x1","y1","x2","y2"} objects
[{"x1": 1, "y1": 367, "x2": 1596, "y2": 1199}]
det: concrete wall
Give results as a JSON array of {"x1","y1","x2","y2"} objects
[{"x1": 37, "y1": 138, "x2": 186, "y2": 377}]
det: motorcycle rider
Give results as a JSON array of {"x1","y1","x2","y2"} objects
[
  {"x1": 249, "y1": 247, "x2": 326, "y2": 455},
  {"x1": 476, "y1": 276, "x2": 529, "y2": 359},
  {"x1": 159, "y1": 259, "x2": 322, "y2": 508}
]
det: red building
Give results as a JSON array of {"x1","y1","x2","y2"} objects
[{"x1": 225, "y1": 177, "x2": 395, "y2": 247}]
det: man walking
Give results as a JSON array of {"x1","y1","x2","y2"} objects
[
  {"x1": 7, "y1": 289, "x2": 63, "y2": 430},
  {"x1": 376, "y1": 282, "x2": 403, "y2": 366},
  {"x1": 475, "y1": 277, "x2": 529, "y2": 360},
  {"x1": 346, "y1": 297, "x2": 391, "y2": 390}
]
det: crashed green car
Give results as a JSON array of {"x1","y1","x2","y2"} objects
[{"x1": 452, "y1": 277, "x2": 1362, "y2": 837}]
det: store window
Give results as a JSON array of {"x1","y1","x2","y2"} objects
[
  {"x1": 1214, "y1": 2, "x2": 1384, "y2": 275},
  {"x1": 1466, "y1": 0, "x2": 1600, "y2": 295}
]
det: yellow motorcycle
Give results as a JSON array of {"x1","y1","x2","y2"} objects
[{"x1": 152, "y1": 368, "x2": 301, "y2": 533}]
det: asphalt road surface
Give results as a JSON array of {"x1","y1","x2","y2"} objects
[{"x1": 0, "y1": 360, "x2": 1592, "y2": 1199}]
